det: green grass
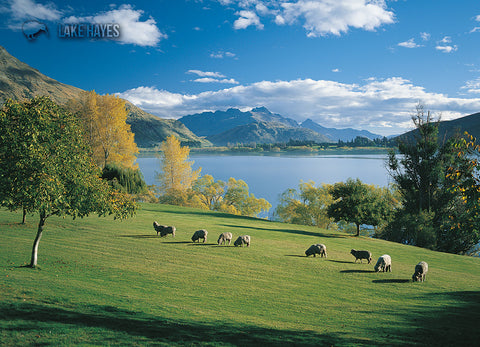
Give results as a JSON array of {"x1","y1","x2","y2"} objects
[{"x1": 1, "y1": 203, "x2": 479, "y2": 346}]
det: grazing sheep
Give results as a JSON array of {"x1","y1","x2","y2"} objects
[
  {"x1": 412, "y1": 261, "x2": 428, "y2": 282},
  {"x1": 153, "y1": 222, "x2": 176, "y2": 237},
  {"x1": 374, "y1": 254, "x2": 392, "y2": 272},
  {"x1": 217, "y1": 232, "x2": 233, "y2": 245},
  {"x1": 191, "y1": 229, "x2": 208, "y2": 243},
  {"x1": 305, "y1": 244, "x2": 327, "y2": 258},
  {"x1": 234, "y1": 235, "x2": 251, "y2": 247},
  {"x1": 350, "y1": 249, "x2": 372, "y2": 264}
]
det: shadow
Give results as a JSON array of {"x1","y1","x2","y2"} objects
[
  {"x1": 161, "y1": 241, "x2": 192, "y2": 244},
  {"x1": 340, "y1": 269, "x2": 374, "y2": 274},
  {"x1": 118, "y1": 234, "x2": 159, "y2": 239},
  {"x1": 365, "y1": 291, "x2": 480, "y2": 346},
  {"x1": 0, "y1": 301, "x2": 367, "y2": 346},
  {"x1": 371, "y1": 279, "x2": 410, "y2": 283},
  {"x1": 284, "y1": 254, "x2": 305, "y2": 258},
  {"x1": 221, "y1": 224, "x2": 346, "y2": 239},
  {"x1": 188, "y1": 243, "x2": 217, "y2": 247},
  {"x1": 328, "y1": 260, "x2": 354, "y2": 264}
]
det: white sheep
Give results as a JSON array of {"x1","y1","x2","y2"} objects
[
  {"x1": 217, "y1": 232, "x2": 233, "y2": 245},
  {"x1": 153, "y1": 222, "x2": 176, "y2": 237},
  {"x1": 191, "y1": 229, "x2": 208, "y2": 243},
  {"x1": 305, "y1": 244, "x2": 327, "y2": 258},
  {"x1": 374, "y1": 254, "x2": 392, "y2": 272},
  {"x1": 234, "y1": 235, "x2": 250, "y2": 247},
  {"x1": 412, "y1": 261, "x2": 428, "y2": 282}
]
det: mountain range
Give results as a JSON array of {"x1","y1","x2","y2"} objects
[{"x1": 1, "y1": 44, "x2": 479, "y2": 148}]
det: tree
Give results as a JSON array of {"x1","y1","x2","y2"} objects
[
  {"x1": 67, "y1": 91, "x2": 139, "y2": 169},
  {"x1": 327, "y1": 179, "x2": 393, "y2": 236},
  {"x1": 220, "y1": 177, "x2": 271, "y2": 217},
  {"x1": 0, "y1": 97, "x2": 136, "y2": 267},
  {"x1": 102, "y1": 163, "x2": 148, "y2": 195},
  {"x1": 192, "y1": 174, "x2": 226, "y2": 210},
  {"x1": 275, "y1": 181, "x2": 336, "y2": 229},
  {"x1": 156, "y1": 135, "x2": 201, "y2": 195}
]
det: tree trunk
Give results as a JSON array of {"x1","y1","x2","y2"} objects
[
  {"x1": 356, "y1": 223, "x2": 360, "y2": 237},
  {"x1": 30, "y1": 212, "x2": 46, "y2": 268},
  {"x1": 22, "y1": 208, "x2": 26, "y2": 224}
]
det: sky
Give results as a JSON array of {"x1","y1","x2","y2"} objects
[{"x1": 1, "y1": 0, "x2": 480, "y2": 136}]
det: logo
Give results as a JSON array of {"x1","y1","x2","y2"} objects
[
  {"x1": 58, "y1": 23, "x2": 120, "y2": 39},
  {"x1": 22, "y1": 20, "x2": 49, "y2": 41}
]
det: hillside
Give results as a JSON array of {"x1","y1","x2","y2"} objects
[
  {"x1": 0, "y1": 45, "x2": 208, "y2": 148},
  {"x1": 206, "y1": 120, "x2": 333, "y2": 146},
  {"x1": 1, "y1": 204, "x2": 479, "y2": 345},
  {"x1": 301, "y1": 118, "x2": 383, "y2": 142},
  {"x1": 396, "y1": 112, "x2": 480, "y2": 143}
]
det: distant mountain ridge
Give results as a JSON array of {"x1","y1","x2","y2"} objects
[
  {"x1": 0, "y1": 45, "x2": 209, "y2": 148},
  {"x1": 180, "y1": 106, "x2": 383, "y2": 145}
]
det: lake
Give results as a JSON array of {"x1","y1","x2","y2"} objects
[{"x1": 136, "y1": 153, "x2": 392, "y2": 217}]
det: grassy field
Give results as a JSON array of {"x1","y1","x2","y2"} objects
[{"x1": 1, "y1": 203, "x2": 479, "y2": 346}]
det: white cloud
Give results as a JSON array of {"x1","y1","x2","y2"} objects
[
  {"x1": 2, "y1": 0, "x2": 62, "y2": 29},
  {"x1": 63, "y1": 4, "x2": 166, "y2": 46},
  {"x1": 436, "y1": 45, "x2": 457, "y2": 53},
  {"x1": 420, "y1": 32, "x2": 430, "y2": 41},
  {"x1": 234, "y1": 10, "x2": 264, "y2": 30},
  {"x1": 117, "y1": 77, "x2": 480, "y2": 136},
  {"x1": 187, "y1": 70, "x2": 226, "y2": 78},
  {"x1": 223, "y1": 0, "x2": 395, "y2": 36},
  {"x1": 439, "y1": 36, "x2": 451, "y2": 43},
  {"x1": 332, "y1": 68, "x2": 340, "y2": 72},
  {"x1": 461, "y1": 78, "x2": 480, "y2": 94},
  {"x1": 193, "y1": 77, "x2": 239, "y2": 84},
  {"x1": 210, "y1": 51, "x2": 236, "y2": 58},
  {"x1": 398, "y1": 38, "x2": 422, "y2": 48}
]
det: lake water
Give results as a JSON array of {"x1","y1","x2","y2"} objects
[{"x1": 136, "y1": 153, "x2": 392, "y2": 217}]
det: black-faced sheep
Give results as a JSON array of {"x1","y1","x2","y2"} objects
[
  {"x1": 191, "y1": 229, "x2": 208, "y2": 243},
  {"x1": 234, "y1": 235, "x2": 250, "y2": 247},
  {"x1": 217, "y1": 232, "x2": 233, "y2": 245},
  {"x1": 412, "y1": 261, "x2": 428, "y2": 282},
  {"x1": 350, "y1": 249, "x2": 372, "y2": 263},
  {"x1": 153, "y1": 222, "x2": 176, "y2": 237},
  {"x1": 305, "y1": 244, "x2": 327, "y2": 258},
  {"x1": 374, "y1": 254, "x2": 392, "y2": 272}
]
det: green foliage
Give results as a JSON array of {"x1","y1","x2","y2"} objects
[
  {"x1": 380, "y1": 105, "x2": 480, "y2": 254},
  {"x1": 1, "y1": 204, "x2": 479, "y2": 346},
  {"x1": 275, "y1": 181, "x2": 336, "y2": 229},
  {"x1": 327, "y1": 178, "x2": 395, "y2": 236},
  {"x1": 102, "y1": 163, "x2": 147, "y2": 195},
  {"x1": 0, "y1": 97, "x2": 136, "y2": 266}
]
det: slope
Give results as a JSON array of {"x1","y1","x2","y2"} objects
[
  {"x1": 1, "y1": 203, "x2": 478, "y2": 346},
  {"x1": 301, "y1": 118, "x2": 383, "y2": 142},
  {"x1": 0, "y1": 45, "x2": 209, "y2": 148}
]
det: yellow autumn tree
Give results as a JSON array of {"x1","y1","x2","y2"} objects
[
  {"x1": 67, "y1": 91, "x2": 138, "y2": 169},
  {"x1": 157, "y1": 135, "x2": 201, "y2": 195}
]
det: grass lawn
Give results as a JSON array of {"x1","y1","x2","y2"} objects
[{"x1": 1, "y1": 203, "x2": 479, "y2": 346}]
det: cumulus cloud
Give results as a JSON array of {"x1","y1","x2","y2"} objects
[
  {"x1": 187, "y1": 70, "x2": 226, "y2": 78},
  {"x1": 2, "y1": 0, "x2": 62, "y2": 29},
  {"x1": 63, "y1": 4, "x2": 166, "y2": 46},
  {"x1": 436, "y1": 45, "x2": 457, "y2": 53},
  {"x1": 117, "y1": 77, "x2": 480, "y2": 135},
  {"x1": 398, "y1": 38, "x2": 422, "y2": 48},
  {"x1": 461, "y1": 78, "x2": 480, "y2": 94},
  {"x1": 234, "y1": 10, "x2": 264, "y2": 30},
  {"x1": 222, "y1": 0, "x2": 395, "y2": 36},
  {"x1": 187, "y1": 70, "x2": 238, "y2": 84}
]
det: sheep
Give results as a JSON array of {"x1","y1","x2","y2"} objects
[
  {"x1": 305, "y1": 244, "x2": 327, "y2": 258},
  {"x1": 234, "y1": 235, "x2": 251, "y2": 247},
  {"x1": 412, "y1": 261, "x2": 428, "y2": 282},
  {"x1": 217, "y1": 232, "x2": 233, "y2": 245},
  {"x1": 350, "y1": 249, "x2": 372, "y2": 264},
  {"x1": 191, "y1": 229, "x2": 208, "y2": 243},
  {"x1": 153, "y1": 222, "x2": 176, "y2": 237},
  {"x1": 374, "y1": 254, "x2": 392, "y2": 272}
]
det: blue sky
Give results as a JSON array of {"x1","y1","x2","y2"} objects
[{"x1": 1, "y1": 0, "x2": 480, "y2": 135}]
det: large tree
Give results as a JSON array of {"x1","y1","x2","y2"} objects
[
  {"x1": 67, "y1": 91, "x2": 138, "y2": 169},
  {"x1": 380, "y1": 105, "x2": 480, "y2": 253},
  {"x1": 156, "y1": 135, "x2": 201, "y2": 195},
  {"x1": 0, "y1": 97, "x2": 136, "y2": 267}
]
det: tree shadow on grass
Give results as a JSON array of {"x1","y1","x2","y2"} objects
[
  {"x1": 285, "y1": 254, "x2": 305, "y2": 258},
  {"x1": 118, "y1": 234, "x2": 159, "y2": 239},
  {"x1": 0, "y1": 301, "x2": 367, "y2": 346},
  {"x1": 371, "y1": 279, "x2": 410, "y2": 284},
  {"x1": 340, "y1": 269, "x2": 374, "y2": 274},
  {"x1": 328, "y1": 260, "x2": 354, "y2": 264},
  {"x1": 221, "y1": 224, "x2": 346, "y2": 239},
  {"x1": 365, "y1": 291, "x2": 480, "y2": 346}
]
